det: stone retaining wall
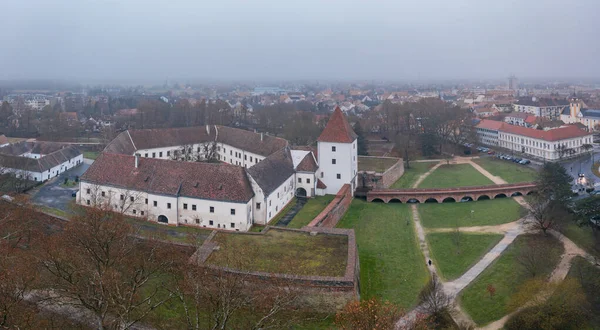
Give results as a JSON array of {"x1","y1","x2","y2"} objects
[
  {"x1": 358, "y1": 156, "x2": 404, "y2": 189},
  {"x1": 192, "y1": 226, "x2": 359, "y2": 312}
]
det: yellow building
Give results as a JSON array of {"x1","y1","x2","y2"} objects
[{"x1": 560, "y1": 98, "x2": 600, "y2": 131}]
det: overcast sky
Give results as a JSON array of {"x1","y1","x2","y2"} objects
[{"x1": 1, "y1": 0, "x2": 599, "y2": 83}]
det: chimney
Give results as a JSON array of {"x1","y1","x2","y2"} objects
[
  {"x1": 134, "y1": 153, "x2": 140, "y2": 168},
  {"x1": 260, "y1": 133, "x2": 264, "y2": 142},
  {"x1": 206, "y1": 125, "x2": 210, "y2": 135}
]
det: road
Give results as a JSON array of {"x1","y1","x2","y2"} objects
[
  {"x1": 560, "y1": 145, "x2": 600, "y2": 190},
  {"x1": 31, "y1": 159, "x2": 91, "y2": 211}
]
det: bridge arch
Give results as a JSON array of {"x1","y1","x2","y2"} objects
[
  {"x1": 526, "y1": 191, "x2": 536, "y2": 195},
  {"x1": 477, "y1": 195, "x2": 490, "y2": 201},
  {"x1": 407, "y1": 198, "x2": 421, "y2": 204},
  {"x1": 442, "y1": 197, "x2": 456, "y2": 203},
  {"x1": 389, "y1": 198, "x2": 402, "y2": 203},
  {"x1": 424, "y1": 198, "x2": 439, "y2": 203},
  {"x1": 495, "y1": 193, "x2": 507, "y2": 199},
  {"x1": 511, "y1": 191, "x2": 523, "y2": 197},
  {"x1": 371, "y1": 198, "x2": 385, "y2": 203}
]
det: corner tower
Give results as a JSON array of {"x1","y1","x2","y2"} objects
[{"x1": 317, "y1": 106, "x2": 358, "y2": 194}]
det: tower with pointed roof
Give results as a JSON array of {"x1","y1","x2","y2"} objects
[{"x1": 317, "y1": 107, "x2": 358, "y2": 194}]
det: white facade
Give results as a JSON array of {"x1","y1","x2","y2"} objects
[
  {"x1": 476, "y1": 127, "x2": 499, "y2": 146},
  {"x1": 498, "y1": 132, "x2": 593, "y2": 160},
  {"x1": 318, "y1": 140, "x2": 358, "y2": 195},
  {"x1": 2, "y1": 154, "x2": 83, "y2": 182},
  {"x1": 248, "y1": 175, "x2": 295, "y2": 225},
  {"x1": 78, "y1": 181, "x2": 254, "y2": 231},
  {"x1": 296, "y1": 172, "x2": 317, "y2": 197}
]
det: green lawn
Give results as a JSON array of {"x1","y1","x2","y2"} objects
[
  {"x1": 83, "y1": 151, "x2": 100, "y2": 160},
  {"x1": 418, "y1": 198, "x2": 526, "y2": 228},
  {"x1": 390, "y1": 161, "x2": 438, "y2": 189},
  {"x1": 459, "y1": 234, "x2": 564, "y2": 326},
  {"x1": 206, "y1": 228, "x2": 348, "y2": 277},
  {"x1": 560, "y1": 222, "x2": 600, "y2": 258},
  {"x1": 286, "y1": 195, "x2": 335, "y2": 228},
  {"x1": 567, "y1": 256, "x2": 600, "y2": 329},
  {"x1": 125, "y1": 217, "x2": 212, "y2": 244},
  {"x1": 337, "y1": 199, "x2": 428, "y2": 308},
  {"x1": 427, "y1": 232, "x2": 504, "y2": 280},
  {"x1": 473, "y1": 157, "x2": 537, "y2": 183},
  {"x1": 418, "y1": 164, "x2": 494, "y2": 188}
]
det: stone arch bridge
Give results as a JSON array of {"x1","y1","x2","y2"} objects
[{"x1": 366, "y1": 182, "x2": 536, "y2": 203}]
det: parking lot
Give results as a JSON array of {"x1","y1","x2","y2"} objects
[{"x1": 30, "y1": 161, "x2": 90, "y2": 211}]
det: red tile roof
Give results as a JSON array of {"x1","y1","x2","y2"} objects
[
  {"x1": 316, "y1": 179, "x2": 327, "y2": 189},
  {"x1": 0, "y1": 135, "x2": 8, "y2": 145},
  {"x1": 499, "y1": 124, "x2": 591, "y2": 141},
  {"x1": 317, "y1": 107, "x2": 357, "y2": 143},
  {"x1": 296, "y1": 152, "x2": 318, "y2": 172},
  {"x1": 81, "y1": 153, "x2": 254, "y2": 203},
  {"x1": 475, "y1": 119, "x2": 505, "y2": 130}
]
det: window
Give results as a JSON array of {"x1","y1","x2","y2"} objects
[
  {"x1": 167, "y1": 151, "x2": 170, "y2": 157},
  {"x1": 337, "y1": 173, "x2": 341, "y2": 179},
  {"x1": 230, "y1": 209, "x2": 235, "y2": 215},
  {"x1": 256, "y1": 202, "x2": 261, "y2": 209},
  {"x1": 209, "y1": 220, "x2": 214, "y2": 225},
  {"x1": 332, "y1": 146, "x2": 336, "y2": 152},
  {"x1": 298, "y1": 178, "x2": 302, "y2": 183},
  {"x1": 269, "y1": 200, "x2": 272, "y2": 206},
  {"x1": 102, "y1": 191, "x2": 106, "y2": 197},
  {"x1": 250, "y1": 156, "x2": 253, "y2": 162},
  {"x1": 133, "y1": 210, "x2": 136, "y2": 215},
  {"x1": 277, "y1": 192, "x2": 280, "y2": 198},
  {"x1": 231, "y1": 223, "x2": 235, "y2": 228},
  {"x1": 86, "y1": 188, "x2": 90, "y2": 194},
  {"x1": 130, "y1": 196, "x2": 134, "y2": 202},
  {"x1": 159, "y1": 152, "x2": 163, "y2": 157},
  {"x1": 210, "y1": 206, "x2": 214, "y2": 213},
  {"x1": 230, "y1": 150, "x2": 232, "y2": 155},
  {"x1": 153, "y1": 201, "x2": 157, "y2": 207},
  {"x1": 145, "y1": 198, "x2": 148, "y2": 204},
  {"x1": 152, "y1": 152, "x2": 156, "y2": 158},
  {"x1": 321, "y1": 172, "x2": 324, "y2": 178},
  {"x1": 332, "y1": 159, "x2": 336, "y2": 164},
  {"x1": 120, "y1": 194, "x2": 124, "y2": 200},
  {"x1": 86, "y1": 199, "x2": 90, "y2": 205},
  {"x1": 307, "y1": 178, "x2": 310, "y2": 184},
  {"x1": 192, "y1": 204, "x2": 196, "y2": 211},
  {"x1": 195, "y1": 219, "x2": 200, "y2": 224},
  {"x1": 183, "y1": 203, "x2": 188, "y2": 210},
  {"x1": 144, "y1": 153, "x2": 148, "y2": 157},
  {"x1": 141, "y1": 211, "x2": 144, "y2": 216},
  {"x1": 244, "y1": 155, "x2": 247, "y2": 160},
  {"x1": 197, "y1": 147, "x2": 200, "y2": 152}
]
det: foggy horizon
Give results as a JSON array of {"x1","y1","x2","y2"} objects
[{"x1": 2, "y1": 0, "x2": 599, "y2": 83}]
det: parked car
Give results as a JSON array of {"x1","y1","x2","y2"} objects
[
  {"x1": 590, "y1": 216, "x2": 600, "y2": 227},
  {"x1": 487, "y1": 150, "x2": 495, "y2": 155},
  {"x1": 520, "y1": 159, "x2": 530, "y2": 165}
]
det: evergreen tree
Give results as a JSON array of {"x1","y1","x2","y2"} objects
[
  {"x1": 354, "y1": 121, "x2": 368, "y2": 156},
  {"x1": 536, "y1": 162, "x2": 573, "y2": 205}
]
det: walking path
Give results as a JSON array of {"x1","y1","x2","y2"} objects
[{"x1": 411, "y1": 161, "x2": 443, "y2": 189}]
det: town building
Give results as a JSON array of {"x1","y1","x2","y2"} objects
[
  {"x1": 513, "y1": 97, "x2": 569, "y2": 120},
  {"x1": 0, "y1": 141, "x2": 83, "y2": 181},
  {"x1": 78, "y1": 107, "x2": 357, "y2": 231},
  {"x1": 560, "y1": 97, "x2": 600, "y2": 131},
  {"x1": 476, "y1": 119, "x2": 593, "y2": 160}
]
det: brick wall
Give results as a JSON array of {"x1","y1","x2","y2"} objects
[
  {"x1": 358, "y1": 157, "x2": 404, "y2": 189},
  {"x1": 307, "y1": 184, "x2": 353, "y2": 228}
]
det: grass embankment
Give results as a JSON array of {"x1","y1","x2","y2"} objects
[
  {"x1": 427, "y1": 232, "x2": 504, "y2": 280},
  {"x1": 459, "y1": 234, "x2": 564, "y2": 326},
  {"x1": 125, "y1": 217, "x2": 212, "y2": 244},
  {"x1": 358, "y1": 156, "x2": 400, "y2": 173},
  {"x1": 418, "y1": 198, "x2": 526, "y2": 228},
  {"x1": 567, "y1": 256, "x2": 600, "y2": 329},
  {"x1": 286, "y1": 195, "x2": 335, "y2": 228},
  {"x1": 390, "y1": 161, "x2": 438, "y2": 189},
  {"x1": 206, "y1": 228, "x2": 348, "y2": 277},
  {"x1": 473, "y1": 157, "x2": 537, "y2": 183},
  {"x1": 419, "y1": 163, "x2": 494, "y2": 188},
  {"x1": 337, "y1": 199, "x2": 428, "y2": 308},
  {"x1": 560, "y1": 222, "x2": 600, "y2": 258}
]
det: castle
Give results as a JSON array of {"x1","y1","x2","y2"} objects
[{"x1": 77, "y1": 107, "x2": 357, "y2": 231}]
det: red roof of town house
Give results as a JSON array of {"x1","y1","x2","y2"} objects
[
  {"x1": 475, "y1": 119, "x2": 505, "y2": 131},
  {"x1": 500, "y1": 124, "x2": 591, "y2": 141},
  {"x1": 524, "y1": 115, "x2": 538, "y2": 124},
  {"x1": 317, "y1": 107, "x2": 358, "y2": 143}
]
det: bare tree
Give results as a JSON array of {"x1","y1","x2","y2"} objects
[
  {"x1": 527, "y1": 198, "x2": 567, "y2": 236},
  {"x1": 419, "y1": 274, "x2": 450, "y2": 322},
  {"x1": 515, "y1": 240, "x2": 552, "y2": 278},
  {"x1": 39, "y1": 208, "x2": 177, "y2": 329}
]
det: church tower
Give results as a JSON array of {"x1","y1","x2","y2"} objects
[{"x1": 317, "y1": 107, "x2": 358, "y2": 194}]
